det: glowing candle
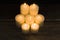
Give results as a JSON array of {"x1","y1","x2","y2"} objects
[
  {"x1": 31, "y1": 23, "x2": 39, "y2": 32},
  {"x1": 25, "y1": 15, "x2": 34, "y2": 25},
  {"x1": 34, "y1": 14, "x2": 45, "y2": 24},
  {"x1": 20, "y1": 3, "x2": 29, "y2": 15},
  {"x1": 21, "y1": 23, "x2": 30, "y2": 32},
  {"x1": 30, "y1": 4, "x2": 39, "y2": 16},
  {"x1": 15, "y1": 14, "x2": 25, "y2": 24}
]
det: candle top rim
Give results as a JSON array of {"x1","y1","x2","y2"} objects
[{"x1": 32, "y1": 3, "x2": 38, "y2": 6}]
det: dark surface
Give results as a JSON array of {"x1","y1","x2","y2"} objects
[
  {"x1": 0, "y1": 0, "x2": 60, "y2": 40},
  {"x1": 0, "y1": 19, "x2": 60, "y2": 40}
]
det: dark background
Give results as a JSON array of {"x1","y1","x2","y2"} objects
[{"x1": 0, "y1": 0, "x2": 60, "y2": 40}]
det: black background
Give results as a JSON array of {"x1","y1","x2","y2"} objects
[
  {"x1": 0, "y1": 0, "x2": 60, "y2": 40},
  {"x1": 0, "y1": 0, "x2": 60, "y2": 19}
]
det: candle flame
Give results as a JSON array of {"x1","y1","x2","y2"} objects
[{"x1": 24, "y1": 3, "x2": 27, "y2": 5}]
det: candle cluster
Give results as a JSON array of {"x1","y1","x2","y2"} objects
[{"x1": 15, "y1": 3, "x2": 45, "y2": 32}]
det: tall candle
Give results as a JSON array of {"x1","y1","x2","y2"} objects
[
  {"x1": 15, "y1": 14, "x2": 25, "y2": 24},
  {"x1": 30, "y1": 4, "x2": 39, "y2": 16},
  {"x1": 25, "y1": 15, "x2": 34, "y2": 25},
  {"x1": 34, "y1": 14, "x2": 45, "y2": 24},
  {"x1": 20, "y1": 3, "x2": 29, "y2": 15},
  {"x1": 31, "y1": 23, "x2": 39, "y2": 32}
]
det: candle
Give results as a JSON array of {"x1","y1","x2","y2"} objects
[
  {"x1": 25, "y1": 15, "x2": 34, "y2": 25},
  {"x1": 21, "y1": 23, "x2": 30, "y2": 32},
  {"x1": 31, "y1": 23, "x2": 39, "y2": 32},
  {"x1": 20, "y1": 3, "x2": 29, "y2": 15},
  {"x1": 15, "y1": 3, "x2": 45, "y2": 33},
  {"x1": 30, "y1": 4, "x2": 39, "y2": 16},
  {"x1": 15, "y1": 14, "x2": 25, "y2": 24},
  {"x1": 34, "y1": 14, "x2": 45, "y2": 24}
]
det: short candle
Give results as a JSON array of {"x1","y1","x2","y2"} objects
[
  {"x1": 34, "y1": 14, "x2": 45, "y2": 24},
  {"x1": 25, "y1": 15, "x2": 34, "y2": 25},
  {"x1": 31, "y1": 23, "x2": 39, "y2": 32},
  {"x1": 21, "y1": 23, "x2": 30, "y2": 31},
  {"x1": 15, "y1": 14, "x2": 25, "y2": 24}
]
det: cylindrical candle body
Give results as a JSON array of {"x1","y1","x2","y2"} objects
[
  {"x1": 21, "y1": 23, "x2": 30, "y2": 31},
  {"x1": 15, "y1": 14, "x2": 25, "y2": 24},
  {"x1": 20, "y1": 3, "x2": 29, "y2": 15},
  {"x1": 31, "y1": 23, "x2": 39, "y2": 32},
  {"x1": 25, "y1": 15, "x2": 34, "y2": 25},
  {"x1": 30, "y1": 4, "x2": 39, "y2": 16},
  {"x1": 34, "y1": 14, "x2": 45, "y2": 24}
]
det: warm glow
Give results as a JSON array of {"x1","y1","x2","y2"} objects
[
  {"x1": 33, "y1": 4, "x2": 36, "y2": 6},
  {"x1": 34, "y1": 14, "x2": 45, "y2": 24},
  {"x1": 15, "y1": 3, "x2": 45, "y2": 32},
  {"x1": 15, "y1": 14, "x2": 25, "y2": 24},
  {"x1": 21, "y1": 23, "x2": 30, "y2": 31},
  {"x1": 30, "y1": 4, "x2": 39, "y2": 16},
  {"x1": 31, "y1": 23, "x2": 39, "y2": 31},
  {"x1": 20, "y1": 3, "x2": 29, "y2": 15},
  {"x1": 25, "y1": 15, "x2": 34, "y2": 25},
  {"x1": 24, "y1": 3, "x2": 26, "y2": 5}
]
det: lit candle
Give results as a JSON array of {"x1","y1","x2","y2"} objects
[
  {"x1": 21, "y1": 23, "x2": 30, "y2": 32},
  {"x1": 20, "y1": 3, "x2": 29, "y2": 15},
  {"x1": 25, "y1": 15, "x2": 34, "y2": 25},
  {"x1": 34, "y1": 14, "x2": 45, "y2": 24},
  {"x1": 30, "y1": 4, "x2": 39, "y2": 16},
  {"x1": 15, "y1": 14, "x2": 25, "y2": 24},
  {"x1": 31, "y1": 23, "x2": 39, "y2": 32}
]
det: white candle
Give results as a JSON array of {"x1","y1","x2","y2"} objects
[
  {"x1": 15, "y1": 14, "x2": 25, "y2": 24},
  {"x1": 30, "y1": 4, "x2": 39, "y2": 16},
  {"x1": 31, "y1": 23, "x2": 39, "y2": 32},
  {"x1": 34, "y1": 14, "x2": 45, "y2": 24},
  {"x1": 25, "y1": 15, "x2": 34, "y2": 25},
  {"x1": 20, "y1": 3, "x2": 29, "y2": 15},
  {"x1": 21, "y1": 23, "x2": 30, "y2": 31}
]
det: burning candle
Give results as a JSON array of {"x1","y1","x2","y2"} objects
[
  {"x1": 15, "y1": 3, "x2": 45, "y2": 33},
  {"x1": 25, "y1": 15, "x2": 34, "y2": 25},
  {"x1": 15, "y1": 14, "x2": 25, "y2": 24},
  {"x1": 31, "y1": 23, "x2": 39, "y2": 32},
  {"x1": 30, "y1": 4, "x2": 39, "y2": 16},
  {"x1": 20, "y1": 3, "x2": 29, "y2": 15},
  {"x1": 21, "y1": 23, "x2": 30, "y2": 32},
  {"x1": 34, "y1": 14, "x2": 45, "y2": 24}
]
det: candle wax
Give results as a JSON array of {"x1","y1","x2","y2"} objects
[
  {"x1": 34, "y1": 14, "x2": 45, "y2": 24},
  {"x1": 15, "y1": 14, "x2": 25, "y2": 24},
  {"x1": 20, "y1": 3, "x2": 29, "y2": 15},
  {"x1": 25, "y1": 15, "x2": 34, "y2": 25},
  {"x1": 30, "y1": 4, "x2": 39, "y2": 16}
]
